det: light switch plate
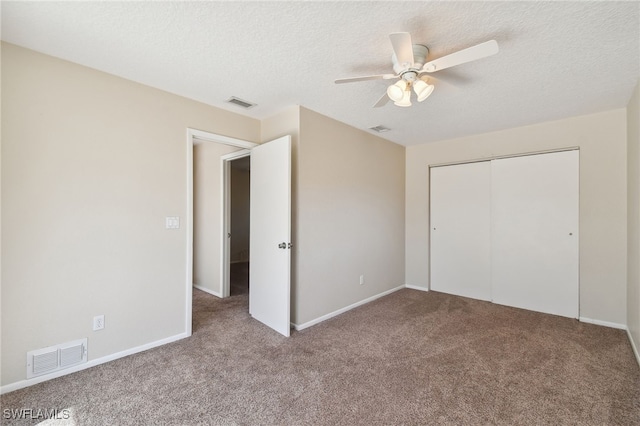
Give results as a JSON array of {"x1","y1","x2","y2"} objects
[{"x1": 165, "y1": 217, "x2": 180, "y2": 229}]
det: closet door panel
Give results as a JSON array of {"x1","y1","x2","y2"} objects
[
  {"x1": 491, "y1": 151, "x2": 579, "y2": 318},
  {"x1": 430, "y1": 162, "x2": 492, "y2": 300}
]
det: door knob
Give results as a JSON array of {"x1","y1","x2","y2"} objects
[{"x1": 278, "y1": 242, "x2": 286, "y2": 249}]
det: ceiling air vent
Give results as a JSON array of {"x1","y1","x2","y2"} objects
[
  {"x1": 226, "y1": 97, "x2": 256, "y2": 109},
  {"x1": 369, "y1": 125, "x2": 391, "y2": 133}
]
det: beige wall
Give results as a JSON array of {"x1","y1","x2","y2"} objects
[
  {"x1": 1, "y1": 43, "x2": 260, "y2": 387},
  {"x1": 260, "y1": 106, "x2": 406, "y2": 326},
  {"x1": 406, "y1": 109, "x2": 628, "y2": 325},
  {"x1": 295, "y1": 107, "x2": 405, "y2": 325},
  {"x1": 230, "y1": 165, "x2": 250, "y2": 262},
  {"x1": 628, "y1": 80, "x2": 640, "y2": 354},
  {"x1": 193, "y1": 143, "x2": 243, "y2": 293}
]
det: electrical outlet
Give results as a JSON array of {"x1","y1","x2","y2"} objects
[
  {"x1": 93, "y1": 315, "x2": 105, "y2": 331},
  {"x1": 360, "y1": 275, "x2": 365, "y2": 285}
]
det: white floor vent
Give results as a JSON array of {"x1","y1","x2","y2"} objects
[{"x1": 27, "y1": 338, "x2": 87, "y2": 379}]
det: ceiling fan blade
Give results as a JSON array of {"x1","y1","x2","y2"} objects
[
  {"x1": 334, "y1": 74, "x2": 396, "y2": 84},
  {"x1": 389, "y1": 32, "x2": 414, "y2": 67},
  {"x1": 373, "y1": 92, "x2": 390, "y2": 108},
  {"x1": 421, "y1": 40, "x2": 499, "y2": 73}
]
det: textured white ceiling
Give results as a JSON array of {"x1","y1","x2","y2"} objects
[{"x1": 2, "y1": 1, "x2": 638, "y2": 146}]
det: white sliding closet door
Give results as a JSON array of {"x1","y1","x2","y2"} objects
[
  {"x1": 430, "y1": 161, "x2": 492, "y2": 301},
  {"x1": 491, "y1": 151, "x2": 579, "y2": 318}
]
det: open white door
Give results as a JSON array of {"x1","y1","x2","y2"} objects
[{"x1": 249, "y1": 136, "x2": 291, "y2": 336}]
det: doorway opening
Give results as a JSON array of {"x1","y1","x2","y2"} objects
[
  {"x1": 186, "y1": 128, "x2": 257, "y2": 337},
  {"x1": 187, "y1": 129, "x2": 292, "y2": 337},
  {"x1": 222, "y1": 153, "x2": 251, "y2": 298}
]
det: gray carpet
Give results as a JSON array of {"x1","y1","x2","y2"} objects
[{"x1": 2, "y1": 269, "x2": 639, "y2": 425}]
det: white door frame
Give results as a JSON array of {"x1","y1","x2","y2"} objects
[
  {"x1": 185, "y1": 128, "x2": 257, "y2": 336},
  {"x1": 220, "y1": 150, "x2": 251, "y2": 298}
]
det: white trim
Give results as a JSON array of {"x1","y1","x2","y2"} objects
[
  {"x1": 1, "y1": 332, "x2": 189, "y2": 395},
  {"x1": 428, "y1": 147, "x2": 580, "y2": 169},
  {"x1": 193, "y1": 284, "x2": 222, "y2": 298},
  {"x1": 189, "y1": 128, "x2": 257, "y2": 149},
  {"x1": 186, "y1": 128, "x2": 258, "y2": 334},
  {"x1": 221, "y1": 157, "x2": 231, "y2": 298},
  {"x1": 220, "y1": 150, "x2": 252, "y2": 160},
  {"x1": 185, "y1": 130, "x2": 194, "y2": 337},
  {"x1": 405, "y1": 284, "x2": 429, "y2": 292},
  {"x1": 626, "y1": 328, "x2": 640, "y2": 367},
  {"x1": 579, "y1": 316, "x2": 627, "y2": 330},
  {"x1": 292, "y1": 285, "x2": 405, "y2": 331}
]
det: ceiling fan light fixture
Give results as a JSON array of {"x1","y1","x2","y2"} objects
[
  {"x1": 414, "y1": 79, "x2": 435, "y2": 102},
  {"x1": 387, "y1": 80, "x2": 406, "y2": 102},
  {"x1": 394, "y1": 88, "x2": 412, "y2": 107}
]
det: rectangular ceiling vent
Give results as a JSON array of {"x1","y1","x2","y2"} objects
[
  {"x1": 369, "y1": 125, "x2": 391, "y2": 133},
  {"x1": 226, "y1": 97, "x2": 257, "y2": 109},
  {"x1": 27, "y1": 338, "x2": 88, "y2": 379}
]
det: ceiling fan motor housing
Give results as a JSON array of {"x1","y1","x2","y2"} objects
[
  {"x1": 401, "y1": 71, "x2": 418, "y2": 83},
  {"x1": 392, "y1": 44, "x2": 429, "y2": 74}
]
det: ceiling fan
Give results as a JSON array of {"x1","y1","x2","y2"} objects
[{"x1": 335, "y1": 32, "x2": 499, "y2": 108}]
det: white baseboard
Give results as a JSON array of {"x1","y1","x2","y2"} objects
[
  {"x1": 292, "y1": 285, "x2": 405, "y2": 331},
  {"x1": 579, "y1": 316, "x2": 627, "y2": 330},
  {"x1": 627, "y1": 328, "x2": 640, "y2": 368},
  {"x1": 193, "y1": 284, "x2": 222, "y2": 298},
  {"x1": 1, "y1": 332, "x2": 190, "y2": 395},
  {"x1": 405, "y1": 284, "x2": 429, "y2": 292}
]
